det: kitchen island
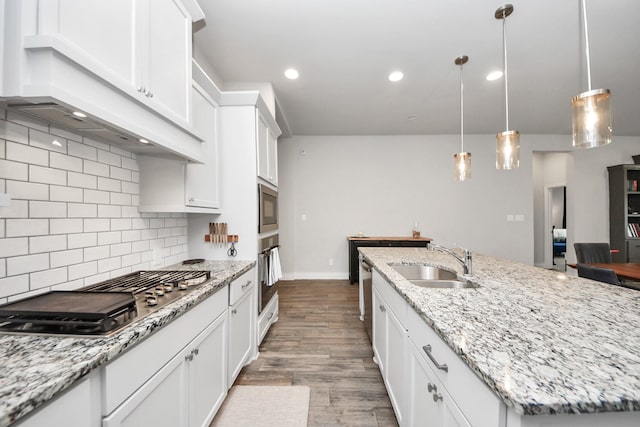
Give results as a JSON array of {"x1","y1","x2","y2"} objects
[
  {"x1": 360, "y1": 247, "x2": 640, "y2": 426},
  {"x1": 0, "y1": 260, "x2": 254, "y2": 427}
]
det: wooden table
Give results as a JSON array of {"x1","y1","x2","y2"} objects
[{"x1": 588, "y1": 263, "x2": 640, "y2": 281}]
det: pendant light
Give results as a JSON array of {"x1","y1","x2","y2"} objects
[
  {"x1": 454, "y1": 55, "x2": 471, "y2": 181},
  {"x1": 495, "y1": 4, "x2": 519, "y2": 170},
  {"x1": 572, "y1": 0, "x2": 612, "y2": 148}
]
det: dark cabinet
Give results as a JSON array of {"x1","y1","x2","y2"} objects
[
  {"x1": 608, "y1": 164, "x2": 640, "y2": 262},
  {"x1": 348, "y1": 237, "x2": 431, "y2": 283}
]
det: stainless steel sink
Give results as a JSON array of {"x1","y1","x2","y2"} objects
[
  {"x1": 409, "y1": 279, "x2": 478, "y2": 289},
  {"x1": 389, "y1": 263, "x2": 478, "y2": 289},
  {"x1": 389, "y1": 264, "x2": 458, "y2": 280}
]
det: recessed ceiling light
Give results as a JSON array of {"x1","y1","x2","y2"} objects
[
  {"x1": 389, "y1": 71, "x2": 404, "y2": 82},
  {"x1": 486, "y1": 70, "x2": 503, "y2": 81},
  {"x1": 284, "y1": 68, "x2": 299, "y2": 80},
  {"x1": 72, "y1": 111, "x2": 87, "y2": 118},
  {"x1": 139, "y1": 138, "x2": 149, "y2": 144}
]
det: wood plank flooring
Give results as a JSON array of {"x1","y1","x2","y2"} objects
[{"x1": 233, "y1": 280, "x2": 399, "y2": 427}]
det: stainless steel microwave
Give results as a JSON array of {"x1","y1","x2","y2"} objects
[{"x1": 258, "y1": 184, "x2": 278, "y2": 232}]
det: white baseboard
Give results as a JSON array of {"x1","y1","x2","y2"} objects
[{"x1": 281, "y1": 272, "x2": 349, "y2": 281}]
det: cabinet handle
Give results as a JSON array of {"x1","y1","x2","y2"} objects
[
  {"x1": 137, "y1": 86, "x2": 143, "y2": 92},
  {"x1": 423, "y1": 345, "x2": 449, "y2": 372},
  {"x1": 379, "y1": 304, "x2": 386, "y2": 312},
  {"x1": 185, "y1": 354, "x2": 194, "y2": 362},
  {"x1": 432, "y1": 393, "x2": 443, "y2": 402},
  {"x1": 192, "y1": 348, "x2": 199, "y2": 357},
  {"x1": 148, "y1": 90, "x2": 153, "y2": 98},
  {"x1": 427, "y1": 383, "x2": 437, "y2": 393},
  {"x1": 267, "y1": 312, "x2": 274, "y2": 320},
  {"x1": 232, "y1": 309, "x2": 238, "y2": 315},
  {"x1": 188, "y1": 197, "x2": 195, "y2": 202},
  {"x1": 242, "y1": 280, "x2": 252, "y2": 290}
]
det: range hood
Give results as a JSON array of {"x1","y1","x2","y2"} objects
[{"x1": 4, "y1": 101, "x2": 155, "y2": 151}]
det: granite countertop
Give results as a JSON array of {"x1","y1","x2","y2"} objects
[
  {"x1": 359, "y1": 247, "x2": 640, "y2": 416},
  {"x1": 0, "y1": 260, "x2": 254, "y2": 427}
]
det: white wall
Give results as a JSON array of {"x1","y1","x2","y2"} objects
[
  {"x1": 0, "y1": 110, "x2": 189, "y2": 303},
  {"x1": 278, "y1": 134, "x2": 640, "y2": 279}
]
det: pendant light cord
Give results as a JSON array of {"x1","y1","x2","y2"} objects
[
  {"x1": 460, "y1": 63, "x2": 464, "y2": 152},
  {"x1": 581, "y1": 0, "x2": 592, "y2": 90},
  {"x1": 502, "y1": 14, "x2": 509, "y2": 131}
]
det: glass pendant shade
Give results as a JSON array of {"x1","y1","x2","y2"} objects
[
  {"x1": 454, "y1": 152, "x2": 471, "y2": 181},
  {"x1": 496, "y1": 130, "x2": 520, "y2": 170},
  {"x1": 572, "y1": 88, "x2": 612, "y2": 148}
]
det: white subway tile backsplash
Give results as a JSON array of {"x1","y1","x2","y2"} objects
[
  {"x1": 0, "y1": 139, "x2": 5, "y2": 158},
  {"x1": 110, "y1": 242, "x2": 131, "y2": 257},
  {"x1": 164, "y1": 237, "x2": 177, "y2": 247},
  {"x1": 30, "y1": 201, "x2": 67, "y2": 218},
  {"x1": 97, "y1": 176, "x2": 121, "y2": 192},
  {"x1": 6, "y1": 141, "x2": 49, "y2": 166},
  {"x1": 7, "y1": 287, "x2": 49, "y2": 302},
  {"x1": 131, "y1": 240, "x2": 149, "y2": 253},
  {"x1": 140, "y1": 250, "x2": 153, "y2": 262},
  {"x1": 109, "y1": 267, "x2": 133, "y2": 279},
  {"x1": 50, "y1": 218, "x2": 83, "y2": 234},
  {"x1": 150, "y1": 218, "x2": 165, "y2": 228},
  {"x1": 131, "y1": 171, "x2": 140, "y2": 184},
  {"x1": 50, "y1": 248, "x2": 84, "y2": 268},
  {"x1": 68, "y1": 232, "x2": 98, "y2": 249},
  {"x1": 0, "y1": 120, "x2": 29, "y2": 144},
  {"x1": 157, "y1": 228, "x2": 171, "y2": 238},
  {"x1": 98, "y1": 256, "x2": 121, "y2": 273},
  {"x1": 140, "y1": 229, "x2": 157, "y2": 240},
  {"x1": 68, "y1": 140, "x2": 97, "y2": 161},
  {"x1": 49, "y1": 126, "x2": 82, "y2": 142},
  {"x1": 98, "y1": 231, "x2": 121, "y2": 246},
  {"x1": 30, "y1": 235, "x2": 67, "y2": 253},
  {"x1": 84, "y1": 245, "x2": 110, "y2": 261},
  {"x1": 98, "y1": 204, "x2": 121, "y2": 218},
  {"x1": 0, "y1": 220, "x2": 4, "y2": 238},
  {"x1": 121, "y1": 229, "x2": 141, "y2": 243},
  {"x1": 84, "y1": 218, "x2": 110, "y2": 232},
  {"x1": 0, "y1": 237, "x2": 28, "y2": 257},
  {"x1": 50, "y1": 152, "x2": 83, "y2": 172},
  {"x1": 0, "y1": 259, "x2": 6, "y2": 278},
  {"x1": 121, "y1": 181, "x2": 139, "y2": 195},
  {"x1": 164, "y1": 218, "x2": 179, "y2": 228},
  {"x1": 111, "y1": 218, "x2": 132, "y2": 231},
  {"x1": 110, "y1": 166, "x2": 132, "y2": 182},
  {"x1": 97, "y1": 150, "x2": 121, "y2": 167},
  {"x1": 29, "y1": 165, "x2": 66, "y2": 185},
  {"x1": 29, "y1": 128, "x2": 67, "y2": 153},
  {"x1": 52, "y1": 279, "x2": 84, "y2": 291},
  {"x1": 121, "y1": 156, "x2": 139, "y2": 172},
  {"x1": 68, "y1": 261, "x2": 97, "y2": 281},
  {"x1": 30, "y1": 267, "x2": 67, "y2": 290},
  {"x1": 68, "y1": 172, "x2": 97, "y2": 189},
  {"x1": 7, "y1": 111, "x2": 48, "y2": 133},
  {"x1": 68, "y1": 203, "x2": 97, "y2": 218},
  {"x1": 84, "y1": 189, "x2": 110, "y2": 204},
  {"x1": 121, "y1": 206, "x2": 139, "y2": 218},
  {"x1": 7, "y1": 253, "x2": 49, "y2": 275},
  {"x1": 6, "y1": 219, "x2": 48, "y2": 237},
  {"x1": 50, "y1": 185, "x2": 83, "y2": 202},
  {"x1": 82, "y1": 137, "x2": 111, "y2": 152},
  {"x1": 0, "y1": 275, "x2": 29, "y2": 298},
  {"x1": 6, "y1": 181, "x2": 49, "y2": 200},
  {"x1": 132, "y1": 218, "x2": 149, "y2": 229},
  {"x1": 110, "y1": 192, "x2": 132, "y2": 206},
  {"x1": 84, "y1": 272, "x2": 111, "y2": 287},
  {"x1": 84, "y1": 160, "x2": 110, "y2": 177},
  {"x1": 0, "y1": 159, "x2": 29, "y2": 180},
  {"x1": 121, "y1": 252, "x2": 141, "y2": 267},
  {"x1": 109, "y1": 144, "x2": 133, "y2": 158},
  {"x1": 131, "y1": 195, "x2": 140, "y2": 206},
  {"x1": 0, "y1": 200, "x2": 29, "y2": 218}
]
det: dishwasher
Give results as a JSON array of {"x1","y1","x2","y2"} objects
[{"x1": 359, "y1": 255, "x2": 373, "y2": 343}]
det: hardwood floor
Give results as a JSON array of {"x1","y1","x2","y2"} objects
[{"x1": 234, "y1": 280, "x2": 399, "y2": 427}]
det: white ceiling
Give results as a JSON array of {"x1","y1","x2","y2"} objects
[{"x1": 194, "y1": 0, "x2": 640, "y2": 138}]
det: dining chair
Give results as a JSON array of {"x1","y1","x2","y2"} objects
[
  {"x1": 576, "y1": 263, "x2": 621, "y2": 286},
  {"x1": 573, "y1": 242, "x2": 613, "y2": 264}
]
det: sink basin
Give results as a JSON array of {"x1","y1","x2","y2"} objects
[
  {"x1": 390, "y1": 264, "x2": 457, "y2": 281},
  {"x1": 409, "y1": 279, "x2": 478, "y2": 289}
]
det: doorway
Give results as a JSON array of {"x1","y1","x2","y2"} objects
[{"x1": 550, "y1": 186, "x2": 567, "y2": 271}]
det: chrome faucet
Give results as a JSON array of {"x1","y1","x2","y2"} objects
[{"x1": 428, "y1": 244, "x2": 473, "y2": 276}]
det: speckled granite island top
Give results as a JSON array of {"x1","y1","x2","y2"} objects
[
  {"x1": 359, "y1": 247, "x2": 640, "y2": 417},
  {"x1": 0, "y1": 260, "x2": 254, "y2": 427}
]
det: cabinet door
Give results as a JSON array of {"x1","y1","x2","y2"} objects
[
  {"x1": 266, "y1": 127, "x2": 278, "y2": 184},
  {"x1": 257, "y1": 113, "x2": 270, "y2": 181},
  {"x1": 145, "y1": 0, "x2": 191, "y2": 123},
  {"x1": 228, "y1": 286, "x2": 255, "y2": 387},
  {"x1": 185, "y1": 81, "x2": 220, "y2": 209},
  {"x1": 386, "y1": 306, "x2": 407, "y2": 425},
  {"x1": 372, "y1": 287, "x2": 387, "y2": 375},
  {"x1": 188, "y1": 312, "x2": 228, "y2": 427},
  {"x1": 103, "y1": 352, "x2": 187, "y2": 427},
  {"x1": 408, "y1": 341, "x2": 470, "y2": 427}
]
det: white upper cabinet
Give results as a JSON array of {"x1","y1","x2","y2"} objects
[
  {"x1": 256, "y1": 111, "x2": 278, "y2": 186},
  {"x1": 1, "y1": 0, "x2": 204, "y2": 161}
]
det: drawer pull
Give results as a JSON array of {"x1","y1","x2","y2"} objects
[
  {"x1": 427, "y1": 383, "x2": 437, "y2": 393},
  {"x1": 231, "y1": 309, "x2": 238, "y2": 315},
  {"x1": 267, "y1": 312, "x2": 274, "y2": 320},
  {"x1": 432, "y1": 393, "x2": 443, "y2": 402},
  {"x1": 423, "y1": 345, "x2": 449, "y2": 372},
  {"x1": 192, "y1": 349, "x2": 199, "y2": 356},
  {"x1": 185, "y1": 354, "x2": 194, "y2": 362},
  {"x1": 379, "y1": 304, "x2": 386, "y2": 312},
  {"x1": 242, "y1": 280, "x2": 252, "y2": 290}
]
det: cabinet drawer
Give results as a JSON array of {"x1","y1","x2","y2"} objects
[
  {"x1": 628, "y1": 240, "x2": 640, "y2": 262},
  {"x1": 229, "y1": 268, "x2": 255, "y2": 306},
  {"x1": 103, "y1": 288, "x2": 228, "y2": 415},
  {"x1": 258, "y1": 293, "x2": 278, "y2": 344},
  {"x1": 407, "y1": 307, "x2": 504, "y2": 427}
]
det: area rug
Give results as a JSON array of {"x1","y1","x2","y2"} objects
[{"x1": 211, "y1": 385, "x2": 310, "y2": 427}]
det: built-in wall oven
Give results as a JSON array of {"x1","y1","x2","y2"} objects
[
  {"x1": 258, "y1": 234, "x2": 280, "y2": 313},
  {"x1": 258, "y1": 184, "x2": 278, "y2": 233}
]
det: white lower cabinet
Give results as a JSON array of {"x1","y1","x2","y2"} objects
[
  {"x1": 258, "y1": 292, "x2": 279, "y2": 345},
  {"x1": 228, "y1": 269, "x2": 256, "y2": 387},
  {"x1": 103, "y1": 290, "x2": 228, "y2": 427}
]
